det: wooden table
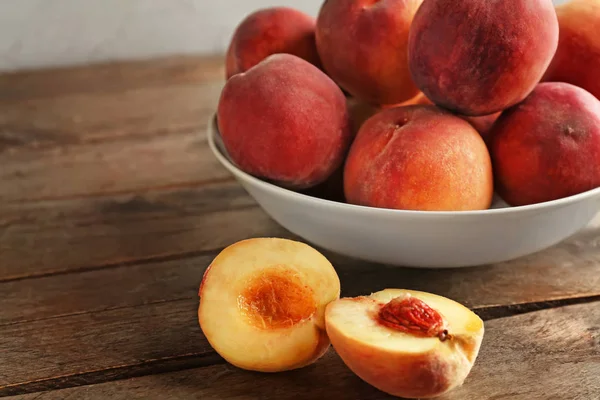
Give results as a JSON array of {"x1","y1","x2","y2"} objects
[{"x1": 0, "y1": 55, "x2": 599, "y2": 400}]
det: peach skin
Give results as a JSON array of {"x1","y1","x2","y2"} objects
[
  {"x1": 491, "y1": 82, "x2": 600, "y2": 206},
  {"x1": 408, "y1": 0, "x2": 559, "y2": 116},
  {"x1": 344, "y1": 105, "x2": 493, "y2": 211},
  {"x1": 316, "y1": 0, "x2": 423, "y2": 106},
  {"x1": 218, "y1": 54, "x2": 352, "y2": 189},
  {"x1": 543, "y1": 0, "x2": 600, "y2": 99},
  {"x1": 226, "y1": 7, "x2": 321, "y2": 79}
]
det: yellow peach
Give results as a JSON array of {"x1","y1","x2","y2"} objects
[{"x1": 198, "y1": 238, "x2": 341, "y2": 372}]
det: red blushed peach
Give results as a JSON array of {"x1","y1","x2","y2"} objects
[
  {"x1": 225, "y1": 7, "x2": 321, "y2": 79},
  {"x1": 542, "y1": 0, "x2": 600, "y2": 99},
  {"x1": 217, "y1": 54, "x2": 352, "y2": 189},
  {"x1": 316, "y1": 0, "x2": 423, "y2": 106},
  {"x1": 344, "y1": 105, "x2": 493, "y2": 211},
  {"x1": 408, "y1": 0, "x2": 559, "y2": 116},
  {"x1": 491, "y1": 82, "x2": 600, "y2": 206}
]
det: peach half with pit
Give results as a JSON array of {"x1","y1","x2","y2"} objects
[
  {"x1": 325, "y1": 289, "x2": 484, "y2": 399},
  {"x1": 198, "y1": 238, "x2": 341, "y2": 372}
]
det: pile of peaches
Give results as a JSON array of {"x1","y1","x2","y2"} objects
[
  {"x1": 202, "y1": 0, "x2": 600, "y2": 398},
  {"x1": 216, "y1": 0, "x2": 600, "y2": 212}
]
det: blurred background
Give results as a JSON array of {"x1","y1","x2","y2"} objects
[{"x1": 0, "y1": 0, "x2": 570, "y2": 72}]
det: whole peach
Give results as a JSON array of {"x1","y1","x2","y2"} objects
[
  {"x1": 225, "y1": 7, "x2": 321, "y2": 79},
  {"x1": 491, "y1": 82, "x2": 600, "y2": 206},
  {"x1": 543, "y1": 0, "x2": 600, "y2": 99},
  {"x1": 316, "y1": 0, "x2": 423, "y2": 106},
  {"x1": 408, "y1": 0, "x2": 559, "y2": 116},
  {"x1": 344, "y1": 106, "x2": 493, "y2": 211},
  {"x1": 218, "y1": 54, "x2": 352, "y2": 189}
]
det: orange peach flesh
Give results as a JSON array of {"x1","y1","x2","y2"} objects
[
  {"x1": 198, "y1": 238, "x2": 340, "y2": 373},
  {"x1": 238, "y1": 266, "x2": 317, "y2": 330},
  {"x1": 326, "y1": 289, "x2": 484, "y2": 399}
]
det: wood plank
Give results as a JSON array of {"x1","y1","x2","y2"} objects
[
  {"x1": 0, "y1": 299, "x2": 207, "y2": 390},
  {"x1": 0, "y1": 80, "x2": 222, "y2": 154},
  {"x1": 2, "y1": 223, "x2": 600, "y2": 389},
  {"x1": 1, "y1": 54, "x2": 600, "y2": 400},
  {"x1": 8, "y1": 302, "x2": 600, "y2": 400},
  {"x1": 0, "y1": 54, "x2": 224, "y2": 101},
  {"x1": 0, "y1": 183, "x2": 291, "y2": 281},
  {"x1": 0, "y1": 254, "x2": 211, "y2": 326},
  {"x1": 3, "y1": 188, "x2": 600, "y2": 302},
  {"x1": 0, "y1": 126, "x2": 227, "y2": 203},
  {"x1": 0, "y1": 56, "x2": 225, "y2": 202},
  {"x1": 0, "y1": 79, "x2": 226, "y2": 203},
  {"x1": 0, "y1": 203, "x2": 600, "y2": 324},
  {"x1": 442, "y1": 303, "x2": 600, "y2": 400}
]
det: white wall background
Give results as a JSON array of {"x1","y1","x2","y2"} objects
[{"x1": 0, "y1": 0, "x2": 569, "y2": 72}]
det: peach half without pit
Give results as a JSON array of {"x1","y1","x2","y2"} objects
[
  {"x1": 325, "y1": 289, "x2": 484, "y2": 399},
  {"x1": 198, "y1": 238, "x2": 341, "y2": 372}
]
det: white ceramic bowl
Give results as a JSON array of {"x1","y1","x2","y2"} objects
[{"x1": 208, "y1": 117, "x2": 600, "y2": 268}]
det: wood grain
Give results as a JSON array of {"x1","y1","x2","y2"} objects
[
  {"x1": 0, "y1": 299, "x2": 207, "y2": 390},
  {"x1": 9, "y1": 302, "x2": 600, "y2": 400},
  {"x1": 332, "y1": 213, "x2": 600, "y2": 308},
  {"x1": 0, "y1": 54, "x2": 227, "y2": 205},
  {"x1": 3, "y1": 207, "x2": 600, "y2": 321},
  {"x1": 0, "y1": 80, "x2": 222, "y2": 150},
  {"x1": 0, "y1": 183, "x2": 290, "y2": 281},
  {"x1": 1, "y1": 255, "x2": 211, "y2": 326},
  {"x1": 2, "y1": 54, "x2": 600, "y2": 400},
  {"x1": 0, "y1": 55, "x2": 225, "y2": 101},
  {"x1": 2, "y1": 225, "x2": 600, "y2": 390},
  {"x1": 3, "y1": 192, "x2": 600, "y2": 304},
  {"x1": 0, "y1": 85, "x2": 226, "y2": 202}
]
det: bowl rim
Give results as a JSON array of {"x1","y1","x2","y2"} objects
[{"x1": 207, "y1": 115, "x2": 600, "y2": 218}]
